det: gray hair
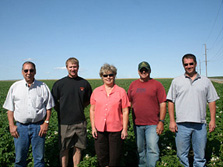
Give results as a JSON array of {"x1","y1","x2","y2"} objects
[
  {"x1": 99, "y1": 63, "x2": 117, "y2": 77},
  {"x1": 22, "y1": 61, "x2": 36, "y2": 70}
]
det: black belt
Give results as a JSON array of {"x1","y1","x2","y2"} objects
[{"x1": 17, "y1": 120, "x2": 44, "y2": 125}]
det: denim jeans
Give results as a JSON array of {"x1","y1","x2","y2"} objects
[
  {"x1": 14, "y1": 122, "x2": 45, "y2": 167},
  {"x1": 176, "y1": 123, "x2": 207, "y2": 167},
  {"x1": 134, "y1": 125, "x2": 159, "y2": 167}
]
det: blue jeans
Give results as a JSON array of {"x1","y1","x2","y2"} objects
[
  {"x1": 134, "y1": 125, "x2": 159, "y2": 167},
  {"x1": 176, "y1": 123, "x2": 207, "y2": 167},
  {"x1": 14, "y1": 122, "x2": 45, "y2": 167}
]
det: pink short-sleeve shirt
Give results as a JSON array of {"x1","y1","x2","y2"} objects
[{"x1": 90, "y1": 84, "x2": 129, "y2": 132}]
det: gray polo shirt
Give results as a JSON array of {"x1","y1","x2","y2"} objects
[
  {"x1": 167, "y1": 74, "x2": 219, "y2": 123},
  {"x1": 3, "y1": 79, "x2": 55, "y2": 124}
]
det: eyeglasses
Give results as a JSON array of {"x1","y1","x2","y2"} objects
[
  {"x1": 103, "y1": 74, "x2": 114, "y2": 77},
  {"x1": 184, "y1": 63, "x2": 194, "y2": 66},
  {"x1": 23, "y1": 69, "x2": 35, "y2": 73}
]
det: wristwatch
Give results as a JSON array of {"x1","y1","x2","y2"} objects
[
  {"x1": 159, "y1": 119, "x2": 165, "y2": 124},
  {"x1": 45, "y1": 120, "x2": 49, "y2": 124}
]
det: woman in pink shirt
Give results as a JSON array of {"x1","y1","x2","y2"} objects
[{"x1": 90, "y1": 63, "x2": 129, "y2": 167}]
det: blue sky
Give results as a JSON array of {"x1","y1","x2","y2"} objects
[{"x1": 0, "y1": 0, "x2": 222, "y2": 80}]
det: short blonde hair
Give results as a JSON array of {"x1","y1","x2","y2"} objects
[
  {"x1": 99, "y1": 63, "x2": 117, "y2": 77},
  {"x1": 66, "y1": 57, "x2": 79, "y2": 67}
]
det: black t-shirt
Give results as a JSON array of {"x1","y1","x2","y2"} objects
[{"x1": 52, "y1": 76, "x2": 92, "y2": 125}]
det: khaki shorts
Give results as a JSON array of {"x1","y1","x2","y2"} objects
[{"x1": 59, "y1": 121, "x2": 87, "y2": 151}]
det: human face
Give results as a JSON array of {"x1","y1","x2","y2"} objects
[
  {"x1": 22, "y1": 63, "x2": 36, "y2": 84},
  {"x1": 183, "y1": 58, "x2": 197, "y2": 76},
  {"x1": 67, "y1": 62, "x2": 79, "y2": 78},
  {"x1": 138, "y1": 67, "x2": 150, "y2": 81},
  {"x1": 102, "y1": 71, "x2": 115, "y2": 86}
]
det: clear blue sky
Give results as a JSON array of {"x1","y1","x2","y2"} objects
[{"x1": 0, "y1": 0, "x2": 222, "y2": 80}]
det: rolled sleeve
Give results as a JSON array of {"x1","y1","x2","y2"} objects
[{"x1": 3, "y1": 86, "x2": 15, "y2": 112}]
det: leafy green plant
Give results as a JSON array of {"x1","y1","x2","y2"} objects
[{"x1": 0, "y1": 79, "x2": 222, "y2": 166}]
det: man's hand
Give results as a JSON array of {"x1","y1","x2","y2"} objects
[
  {"x1": 9, "y1": 124, "x2": 19, "y2": 138},
  {"x1": 156, "y1": 122, "x2": 164, "y2": 135},
  {"x1": 169, "y1": 121, "x2": 178, "y2": 133},
  {"x1": 209, "y1": 120, "x2": 216, "y2": 133},
  {"x1": 39, "y1": 122, "x2": 49, "y2": 137}
]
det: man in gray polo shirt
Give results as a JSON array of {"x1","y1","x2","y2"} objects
[{"x1": 167, "y1": 54, "x2": 219, "y2": 167}]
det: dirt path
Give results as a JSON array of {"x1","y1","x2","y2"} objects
[{"x1": 210, "y1": 78, "x2": 223, "y2": 84}]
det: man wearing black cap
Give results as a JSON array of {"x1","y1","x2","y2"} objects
[{"x1": 127, "y1": 61, "x2": 167, "y2": 167}]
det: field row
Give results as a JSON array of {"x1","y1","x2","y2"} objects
[{"x1": 0, "y1": 79, "x2": 222, "y2": 166}]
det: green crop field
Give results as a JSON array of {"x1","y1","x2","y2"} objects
[{"x1": 0, "y1": 79, "x2": 222, "y2": 167}]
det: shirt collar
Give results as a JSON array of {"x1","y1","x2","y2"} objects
[
  {"x1": 23, "y1": 79, "x2": 36, "y2": 88},
  {"x1": 99, "y1": 84, "x2": 117, "y2": 93},
  {"x1": 184, "y1": 73, "x2": 201, "y2": 82},
  {"x1": 67, "y1": 75, "x2": 79, "y2": 79}
]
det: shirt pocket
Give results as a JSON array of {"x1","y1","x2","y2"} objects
[{"x1": 34, "y1": 96, "x2": 44, "y2": 109}]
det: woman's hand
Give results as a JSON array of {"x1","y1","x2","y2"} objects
[
  {"x1": 92, "y1": 128, "x2": 98, "y2": 139},
  {"x1": 121, "y1": 129, "x2": 128, "y2": 140}
]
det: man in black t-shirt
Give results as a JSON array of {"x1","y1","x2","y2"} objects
[{"x1": 52, "y1": 57, "x2": 92, "y2": 167}]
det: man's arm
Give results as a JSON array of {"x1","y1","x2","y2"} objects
[
  {"x1": 7, "y1": 110, "x2": 19, "y2": 138},
  {"x1": 39, "y1": 109, "x2": 51, "y2": 137},
  {"x1": 208, "y1": 101, "x2": 216, "y2": 133},
  {"x1": 156, "y1": 102, "x2": 166, "y2": 135},
  {"x1": 51, "y1": 84, "x2": 60, "y2": 112},
  {"x1": 84, "y1": 82, "x2": 92, "y2": 108},
  {"x1": 168, "y1": 101, "x2": 178, "y2": 133}
]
